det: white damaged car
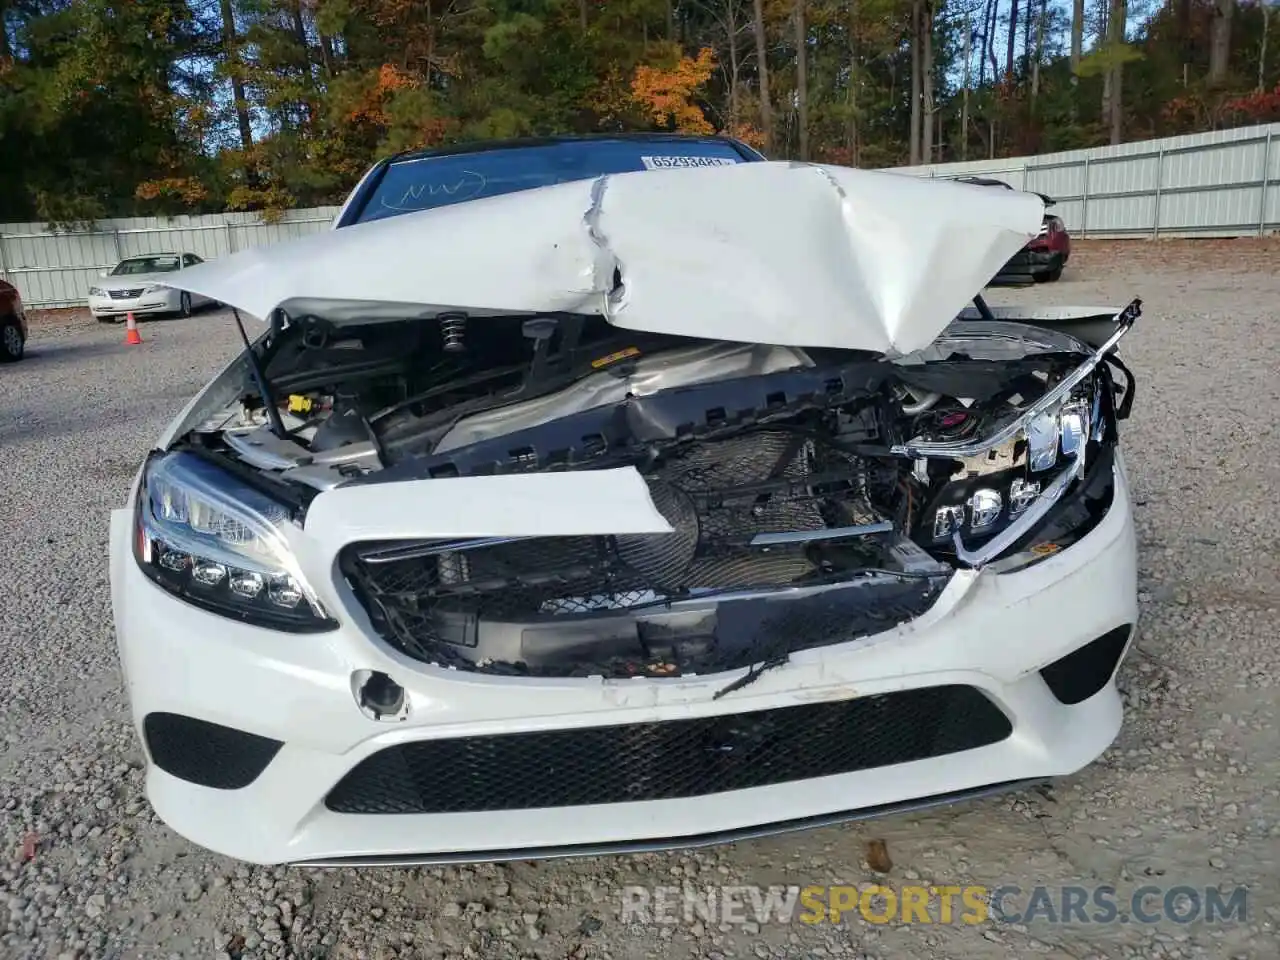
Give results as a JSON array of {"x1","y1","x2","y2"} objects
[{"x1": 109, "y1": 136, "x2": 1140, "y2": 866}]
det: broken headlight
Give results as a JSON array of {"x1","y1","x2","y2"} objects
[
  {"x1": 893, "y1": 300, "x2": 1139, "y2": 567},
  {"x1": 919, "y1": 388, "x2": 1097, "y2": 564},
  {"x1": 133, "y1": 451, "x2": 336, "y2": 631}
]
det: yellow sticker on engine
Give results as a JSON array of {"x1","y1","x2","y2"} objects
[{"x1": 591, "y1": 346, "x2": 641, "y2": 369}]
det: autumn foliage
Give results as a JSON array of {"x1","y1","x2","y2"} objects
[
  {"x1": 1, "y1": 0, "x2": 1278, "y2": 224},
  {"x1": 631, "y1": 48, "x2": 717, "y2": 135}
]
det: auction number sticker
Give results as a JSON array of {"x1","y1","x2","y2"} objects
[{"x1": 640, "y1": 156, "x2": 740, "y2": 170}]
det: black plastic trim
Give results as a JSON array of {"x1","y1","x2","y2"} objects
[
  {"x1": 143, "y1": 712, "x2": 283, "y2": 790},
  {"x1": 1040, "y1": 625, "x2": 1133, "y2": 705}
]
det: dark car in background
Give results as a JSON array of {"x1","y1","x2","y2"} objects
[
  {"x1": 959, "y1": 177, "x2": 1071, "y2": 284},
  {"x1": 0, "y1": 278, "x2": 27, "y2": 362}
]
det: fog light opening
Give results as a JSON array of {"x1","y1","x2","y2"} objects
[{"x1": 354, "y1": 670, "x2": 408, "y2": 722}]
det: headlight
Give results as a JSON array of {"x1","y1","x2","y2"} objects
[
  {"x1": 89, "y1": 287, "x2": 104, "y2": 297},
  {"x1": 895, "y1": 300, "x2": 1139, "y2": 568},
  {"x1": 918, "y1": 384, "x2": 1097, "y2": 564},
  {"x1": 142, "y1": 284, "x2": 166, "y2": 294},
  {"x1": 133, "y1": 451, "x2": 336, "y2": 631}
]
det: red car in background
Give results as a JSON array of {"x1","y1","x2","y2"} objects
[
  {"x1": 1, "y1": 278, "x2": 27, "y2": 362},
  {"x1": 960, "y1": 177, "x2": 1071, "y2": 284}
]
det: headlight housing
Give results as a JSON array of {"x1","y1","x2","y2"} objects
[
  {"x1": 89, "y1": 286, "x2": 105, "y2": 297},
  {"x1": 142, "y1": 284, "x2": 166, "y2": 294},
  {"x1": 133, "y1": 451, "x2": 336, "y2": 631},
  {"x1": 895, "y1": 300, "x2": 1139, "y2": 569},
  {"x1": 917, "y1": 383, "x2": 1101, "y2": 565}
]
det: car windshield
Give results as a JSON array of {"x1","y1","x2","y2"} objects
[
  {"x1": 112, "y1": 256, "x2": 180, "y2": 275},
  {"x1": 354, "y1": 139, "x2": 752, "y2": 224}
]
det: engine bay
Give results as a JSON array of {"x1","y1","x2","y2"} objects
[{"x1": 173, "y1": 303, "x2": 1136, "y2": 678}]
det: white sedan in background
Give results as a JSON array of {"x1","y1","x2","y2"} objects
[{"x1": 88, "y1": 253, "x2": 218, "y2": 322}]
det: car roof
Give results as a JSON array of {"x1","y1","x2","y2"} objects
[
  {"x1": 337, "y1": 132, "x2": 766, "y2": 228},
  {"x1": 388, "y1": 132, "x2": 761, "y2": 165}
]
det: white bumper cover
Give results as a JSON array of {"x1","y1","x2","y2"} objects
[
  {"x1": 88, "y1": 288, "x2": 182, "y2": 316},
  {"x1": 110, "y1": 457, "x2": 1139, "y2": 865}
]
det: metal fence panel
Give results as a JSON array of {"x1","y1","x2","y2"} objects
[
  {"x1": 0, "y1": 208, "x2": 340, "y2": 307},
  {"x1": 3, "y1": 124, "x2": 1278, "y2": 306},
  {"x1": 891, "y1": 121, "x2": 1280, "y2": 240}
]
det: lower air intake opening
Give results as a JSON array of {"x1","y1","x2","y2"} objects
[{"x1": 325, "y1": 684, "x2": 1011, "y2": 814}]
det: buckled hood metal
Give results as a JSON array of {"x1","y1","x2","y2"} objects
[{"x1": 164, "y1": 161, "x2": 1044, "y2": 356}]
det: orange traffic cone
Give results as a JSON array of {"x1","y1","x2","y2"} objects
[{"x1": 125, "y1": 312, "x2": 142, "y2": 345}]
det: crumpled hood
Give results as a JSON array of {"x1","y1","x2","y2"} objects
[{"x1": 167, "y1": 161, "x2": 1043, "y2": 355}]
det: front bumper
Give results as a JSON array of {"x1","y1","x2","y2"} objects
[
  {"x1": 89, "y1": 289, "x2": 181, "y2": 318},
  {"x1": 991, "y1": 244, "x2": 1067, "y2": 284},
  {"x1": 110, "y1": 460, "x2": 1138, "y2": 865}
]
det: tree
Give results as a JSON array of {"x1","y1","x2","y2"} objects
[
  {"x1": 1031, "y1": 0, "x2": 1046, "y2": 103},
  {"x1": 632, "y1": 48, "x2": 717, "y2": 134},
  {"x1": 218, "y1": 0, "x2": 254, "y2": 156},
  {"x1": 1071, "y1": 0, "x2": 1083, "y2": 83},
  {"x1": 921, "y1": 0, "x2": 934, "y2": 161},
  {"x1": 1210, "y1": 0, "x2": 1235, "y2": 85},
  {"x1": 961, "y1": 3, "x2": 972, "y2": 158},
  {"x1": 1108, "y1": 0, "x2": 1127, "y2": 143},
  {"x1": 794, "y1": 0, "x2": 809, "y2": 159},
  {"x1": 5, "y1": 0, "x2": 1280, "y2": 223},
  {"x1": 910, "y1": 0, "x2": 922, "y2": 163},
  {"x1": 1006, "y1": 0, "x2": 1018, "y2": 77},
  {"x1": 1262, "y1": 0, "x2": 1273, "y2": 92},
  {"x1": 751, "y1": 0, "x2": 772, "y2": 149}
]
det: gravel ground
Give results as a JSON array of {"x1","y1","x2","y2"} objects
[{"x1": 2, "y1": 239, "x2": 1278, "y2": 960}]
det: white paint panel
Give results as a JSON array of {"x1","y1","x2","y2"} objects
[
  {"x1": 160, "y1": 162, "x2": 1043, "y2": 355},
  {"x1": 302, "y1": 468, "x2": 674, "y2": 560}
]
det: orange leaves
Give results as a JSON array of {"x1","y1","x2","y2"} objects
[
  {"x1": 227, "y1": 184, "x2": 297, "y2": 223},
  {"x1": 134, "y1": 177, "x2": 209, "y2": 205},
  {"x1": 376, "y1": 63, "x2": 418, "y2": 94},
  {"x1": 723, "y1": 122, "x2": 766, "y2": 150},
  {"x1": 630, "y1": 48, "x2": 716, "y2": 135},
  {"x1": 347, "y1": 64, "x2": 420, "y2": 124}
]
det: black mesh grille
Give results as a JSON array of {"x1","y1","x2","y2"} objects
[
  {"x1": 324, "y1": 684, "x2": 1011, "y2": 814},
  {"x1": 1040, "y1": 626, "x2": 1132, "y2": 705},
  {"x1": 143, "y1": 712, "x2": 283, "y2": 790}
]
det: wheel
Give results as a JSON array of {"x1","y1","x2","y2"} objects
[
  {"x1": 1034, "y1": 258, "x2": 1064, "y2": 283},
  {"x1": 179, "y1": 291, "x2": 192, "y2": 318},
  {"x1": 0, "y1": 317, "x2": 25, "y2": 362}
]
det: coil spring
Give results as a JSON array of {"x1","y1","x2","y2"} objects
[{"x1": 441, "y1": 313, "x2": 467, "y2": 353}]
